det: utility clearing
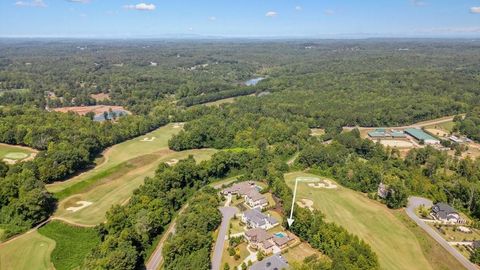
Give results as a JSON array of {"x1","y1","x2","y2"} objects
[{"x1": 285, "y1": 171, "x2": 435, "y2": 270}]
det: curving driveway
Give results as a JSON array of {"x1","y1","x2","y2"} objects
[
  {"x1": 211, "y1": 206, "x2": 238, "y2": 270},
  {"x1": 406, "y1": 197, "x2": 478, "y2": 270}
]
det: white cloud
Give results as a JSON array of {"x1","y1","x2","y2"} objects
[
  {"x1": 15, "y1": 0, "x2": 46, "y2": 8},
  {"x1": 324, "y1": 9, "x2": 335, "y2": 16},
  {"x1": 124, "y1": 3, "x2": 156, "y2": 11},
  {"x1": 295, "y1": 6, "x2": 302, "y2": 11},
  {"x1": 208, "y1": 16, "x2": 216, "y2": 21},
  {"x1": 265, "y1": 11, "x2": 278, "y2": 17},
  {"x1": 470, "y1": 7, "x2": 480, "y2": 14}
]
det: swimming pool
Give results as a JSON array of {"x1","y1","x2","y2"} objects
[{"x1": 274, "y1": 232, "x2": 285, "y2": 238}]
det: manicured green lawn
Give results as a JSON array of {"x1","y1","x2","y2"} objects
[
  {"x1": 285, "y1": 172, "x2": 433, "y2": 270},
  {"x1": 38, "y1": 221, "x2": 100, "y2": 270},
  {"x1": 0, "y1": 143, "x2": 36, "y2": 161},
  {"x1": 0, "y1": 230, "x2": 55, "y2": 270},
  {"x1": 54, "y1": 149, "x2": 217, "y2": 226},
  {"x1": 46, "y1": 123, "x2": 182, "y2": 194}
]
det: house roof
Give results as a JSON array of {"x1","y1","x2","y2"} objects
[
  {"x1": 243, "y1": 209, "x2": 278, "y2": 226},
  {"x1": 222, "y1": 181, "x2": 255, "y2": 195},
  {"x1": 246, "y1": 190, "x2": 268, "y2": 203},
  {"x1": 432, "y1": 203, "x2": 458, "y2": 219},
  {"x1": 249, "y1": 254, "x2": 289, "y2": 270},
  {"x1": 273, "y1": 235, "x2": 292, "y2": 246},
  {"x1": 245, "y1": 228, "x2": 273, "y2": 243}
]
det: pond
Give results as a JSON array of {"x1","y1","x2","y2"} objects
[{"x1": 245, "y1": 77, "x2": 264, "y2": 86}]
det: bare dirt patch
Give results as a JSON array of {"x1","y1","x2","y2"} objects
[
  {"x1": 379, "y1": 139, "x2": 414, "y2": 148},
  {"x1": 53, "y1": 105, "x2": 130, "y2": 116}
]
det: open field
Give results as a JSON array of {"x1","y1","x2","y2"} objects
[
  {"x1": 378, "y1": 139, "x2": 414, "y2": 148},
  {"x1": 285, "y1": 171, "x2": 443, "y2": 270},
  {"x1": 0, "y1": 230, "x2": 55, "y2": 270},
  {"x1": 38, "y1": 221, "x2": 100, "y2": 270},
  {"x1": 0, "y1": 143, "x2": 37, "y2": 164},
  {"x1": 54, "y1": 148, "x2": 217, "y2": 225}
]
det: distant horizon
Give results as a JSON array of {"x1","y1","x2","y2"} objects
[{"x1": 1, "y1": 0, "x2": 479, "y2": 39}]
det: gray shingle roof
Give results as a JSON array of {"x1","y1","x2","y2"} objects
[
  {"x1": 249, "y1": 254, "x2": 289, "y2": 270},
  {"x1": 244, "y1": 209, "x2": 278, "y2": 227}
]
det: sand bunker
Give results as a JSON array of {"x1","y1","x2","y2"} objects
[
  {"x1": 173, "y1": 123, "x2": 184, "y2": 129},
  {"x1": 141, "y1": 137, "x2": 156, "y2": 142},
  {"x1": 297, "y1": 199, "x2": 314, "y2": 211},
  {"x1": 165, "y1": 159, "x2": 179, "y2": 166},
  {"x1": 66, "y1": 201, "x2": 93, "y2": 212},
  {"x1": 2, "y1": 158, "x2": 16, "y2": 165},
  {"x1": 308, "y1": 180, "x2": 338, "y2": 189},
  {"x1": 379, "y1": 140, "x2": 414, "y2": 148}
]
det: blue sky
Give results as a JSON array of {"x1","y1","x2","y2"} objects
[{"x1": 0, "y1": 0, "x2": 479, "y2": 38}]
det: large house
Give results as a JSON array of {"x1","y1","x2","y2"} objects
[
  {"x1": 242, "y1": 209, "x2": 278, "y2": 229},
  {"x1": 222, "y1": 181, "x2": 256, "y2": 196},
  {"x1": 245, "y1": 190, "x2": 269, "y2": 209},
  {"x1": 431, "y1": 203, "x2": 464, "y2": 224},
  {"x1": 222, "y1": 181, "x2": 269, "y2": 209},
  {"x1": 245, "y1": 228, "x2": 293, "y2": 254},
  {"x1": 249, "y1": 254, "x2": 289, "y2": 270}
]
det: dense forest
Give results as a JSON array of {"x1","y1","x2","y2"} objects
[{"x1": 1, "y1": 39, "x2": 480, "y2": 268}]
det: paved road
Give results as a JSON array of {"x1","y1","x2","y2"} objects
[
  {"x1": 406, "y1": 197, "x2": 478, "y2": 270},
  {"x1": 211, "y1": 206, "x2": 238, "y2": 270},
  {"x1": 145, "y1": 203, "x2": 189, "y2": 270}
]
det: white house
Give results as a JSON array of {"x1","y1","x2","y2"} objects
[
  {"x1": 244, "y1": 190, "x2": 268, "y2": 209},
  {"x1": 431, "y1": 203, "x2": 464, "y2": 224},
  {"x1": 241, "y1": 209, "x2": 278, "y2": 230}
]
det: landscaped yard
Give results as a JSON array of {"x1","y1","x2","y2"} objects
[
  {"x1": 229, "y1": 218, "x2": 246, "y2": 235},
  {"x1": 285, "y1": 171, "x2": 462, "y2": 270},
  {"x1": 221, "y1": 242, "x2": 250, "y2": 270}
]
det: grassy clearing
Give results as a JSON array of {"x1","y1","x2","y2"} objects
[
  {"x1": 0, "y1": 230, "x2": 55, "y2": 270},
  {"x1": 283, "y1": 242, "x2": 323, "y2": 264},
  {"x1": 285, "y1": 171, "x2": 433, "y2": 270},
  {"x1": 426, "y1": 121, "x2": 455, "y2": 133},
  {"x1": 54, "y1": 149, "x2": 217, "y2": 225},
  {"x1": 38, "y1": 221, "x2": 100, "y2": 270},
  {"x1": 0, "y1": 143, "x2": 36, "y2": 161}
]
